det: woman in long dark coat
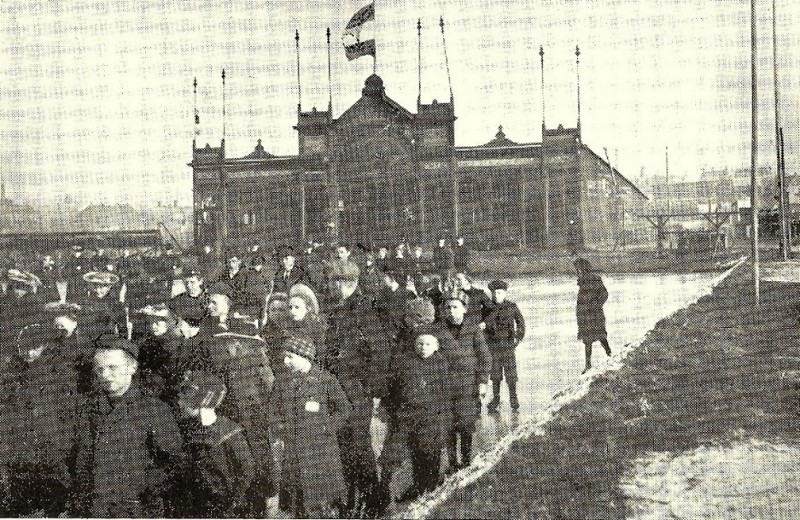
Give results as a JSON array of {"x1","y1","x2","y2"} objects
[{"x1": 574, "y1": 258, "x2": 611, "y2": 374}]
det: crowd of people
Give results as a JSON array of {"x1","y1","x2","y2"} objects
[{"x1": 0, "y1": 237, "x2": 532, "y2": 519}]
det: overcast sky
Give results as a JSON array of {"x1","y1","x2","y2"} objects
[{"x1": 1, "y1": 0, "x2": 798, "y2": 207}]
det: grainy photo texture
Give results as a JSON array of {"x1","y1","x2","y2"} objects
[{"x1": 1, "y1": 0, "x2": 799, "y2": 518}]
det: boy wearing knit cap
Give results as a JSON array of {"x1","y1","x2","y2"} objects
[
  {"x1": 173, "y1": 371, "x2": 255, "y2": 518},
  {"x1": 269, "y1": 336, "x2": 352, "y2": 519},
  {"x1": 485, "y1": 280, "x2": 526, "y2": 412}
]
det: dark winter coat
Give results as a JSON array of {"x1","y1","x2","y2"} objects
[
  {"x1": 138, "y1": 333, "x2": 212, "y2": 405},
  {"x1": 272, "y1": 266, "x2": 310, "y2": 294},
  {"x1": 576, "y1": 272, "x2": 608, "y2": 342},
  {"x1": 373, "y1": 286, "x2": 415, "y2": 339},
  {"x1": 172, "y1": 415, "x2": 256, "y2": 518},
  {"x1": 438, "y1": 317, "x2": 491, "y2": 432},
  {"x1": 324, "y1": 289, "x2": 390, "y2": 399},
  {"x1": 170, "y1": 291, "x2": 208, "y2": 327},
  {"x1": 484, "y1": 300, "x2": 526, "y2": 349},
  {"x1": 389, "y1": 349, "x2": 453, "y2": 452},
  {"x1": 432, "y1": 245, "x2": 455, "y2": 274},
  {"x1": 207, "y1": 334, "x2": 275, "y2": 466},
  {"x1": 268, "y1": 365, "x2": 351, "y2": 517},
  {"x1": 70, "y1": 382, "x2": 183, "y2": 518},
  {"x1": 74, "y1": 292, "x2": 126, "y2": 342},
  {"x1": 464, "y1": 286, "x2": 493, "y2": 323},
  {"x1": 453, "y1": 244, "x2": 471, "y2": 273}
]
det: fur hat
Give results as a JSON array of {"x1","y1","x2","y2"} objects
[
  {"x1": 288, "y1": 283, "x2": 320, "y2": 315},
  {"x1": 179, "y1": 371, "x2": 226, "y2": 409},
  {"x1": 282, "y1": 335, "x2": 316, "y2": 362}
]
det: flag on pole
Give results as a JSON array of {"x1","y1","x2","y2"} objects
[{"x1": 342, "y1": 2, "x2": 375, "y2": 61}]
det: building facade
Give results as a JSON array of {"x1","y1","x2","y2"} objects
[{"x1": 191, "y1": 74, "x2": 649, "y2": 252}]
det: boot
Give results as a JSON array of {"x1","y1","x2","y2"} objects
[
  {"x1": 508, "y1": 381, "x2": 519, "y2": 411},
  {"x1": 487, "y1": 380, "x2": 501, "y2": 413}
]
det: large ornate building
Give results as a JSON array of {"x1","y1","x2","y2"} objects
[{"x1": 191, "y1": 74, "x2": 649, "y2": 251}]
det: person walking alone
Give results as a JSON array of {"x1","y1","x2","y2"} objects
[{"x1": 574, "y1": 258, "x2": 611, "y2": 374}]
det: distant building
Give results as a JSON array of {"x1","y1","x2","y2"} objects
[{"x1": 191, "y1": 74, "x2": 649, "y2": 252}]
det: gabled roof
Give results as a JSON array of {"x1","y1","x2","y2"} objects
[
  {"x1": 240, "y1": 139, "x2": 274, "y2": 160},
  {"x1": 334, "y1": 75, "x2": 414, "y2": 127},
  {"x1": 481, "y1": 125, "x2": 518, "y2": 147}
]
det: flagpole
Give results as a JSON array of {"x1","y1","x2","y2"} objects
[
  {"x1": 751, "y1": 0, "x2": 760, "y2": 307},
  {"x1": 193, "y1": 77, "x2": 198, "y2": 148},
  {"x1": 327, "y1": 27, "x2": 333, "y2": 115},
  {"x1": 417, "y1": 18, "x2": 422, "y2": 109},
  {"x1": 772, "y1": 0, "x2": 787, "y2": 260},
  {"x1": 295, "y1": 29, "x2": 302, "y2": 114},
  {"x1": 541, "y1": 45, "x2": 549, "y2": 248},
  {"x1": 576, "y1": 45, "x2": 581, "y2": 141},
  {"x1": 373, "y1": 0, "x2": 377, "y2": 75}
]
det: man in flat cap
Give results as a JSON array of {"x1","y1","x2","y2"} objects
[
  {"x1": 70, "y1": 334, "x2": 183, "y2": 518},
  {"x1": 484, "y1": 280, "x2": 526, "y2": 413}
]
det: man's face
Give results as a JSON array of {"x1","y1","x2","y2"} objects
[
  {"x1": 492, "y1": 288, "x2": 507, "y2": 304},
  {"x1": 446, "y1": 299, "x2": 466, "y2": 325},
  {"x1": 184, "y1": 275, "x2": 203, "y2": 297},
  {"x1": 93, "y1": 349, "x2": 137, "y2": 397},
  {"x1": 336, "y1": 247, "x2": 350, "y2": 260},
  {"x1": 207, "y1": 294, "x2": 230, "y2": 317},
  {"x1": 378, "y1": 248, "x2": 388, "y2": 258},
  {"x1": 282, "y1": 255, "x2": 295, "y2": 270},
  {"x1": 54, "y1": 316, "x2": 77, "y2": 338},
  {"x1": 42, "y1": 255, "x2": 54, "y2": 268},
  {"x1": 91, "y1": 284, "x2": 112, "y2": 299},
  {"x1": 288, "y1": 296, "x2": 309, "y2": 321},
  {"x1": 228, "y1": 257, "x2": 241, "y2": 272},
  {"x1": 149, "y1": 319, "x2": 169, "y2": 337},
  {"x1": 414, "y1": 247, "x2": 423, "y2": 258}
]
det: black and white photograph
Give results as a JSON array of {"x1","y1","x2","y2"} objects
[{"x1": 1, "y1": 0, "x2": 799, "y2": 518}]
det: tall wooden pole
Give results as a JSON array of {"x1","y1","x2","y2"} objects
[
  {"x1": 772, "y1": 0, "x2": 788, "y2": 260},
  {"x1": 541, "y1": 45, "x2": 549, "y2": 248},
  {"x1": 751, "y1": 0, "x2": 760, "y2": 306}
]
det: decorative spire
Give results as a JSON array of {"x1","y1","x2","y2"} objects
[
  {"x1": 295, "y1": 29, "x2": 302, "y2": 114},
  {"x1": 575, "y1": 44, "x2": 581, "y2": 139},
  {"x1": 440, "y1": 16, "x2": 454, "y2": 107}
]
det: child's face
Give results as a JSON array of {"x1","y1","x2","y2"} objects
[
  {"x1": 415, "y1": 334, "x2": 439, "y2": 358},
  {"x1": 492, "y1": 288, "x2": 507, "y2": 304},
  {"x1": 283, "y1": 351, "x2": 311, "y2": 372},
  {"x1": 288, "y1": 296, "x2": 308, "y2": 321}
]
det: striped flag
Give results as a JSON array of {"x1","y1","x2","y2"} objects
[{"x1": 342, "y1": 2, "x2": 375, "y2": 61}]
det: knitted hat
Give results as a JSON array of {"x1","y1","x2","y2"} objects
[
  {"x1": 179, "y1": 371, "x2": 226, "y2": 409},
  {"x1": 404, "y1": 297, "x2": 436, "y2": 328},
  {"x1": 282, "y1": 335, "x2": 316, "y2": 362}
]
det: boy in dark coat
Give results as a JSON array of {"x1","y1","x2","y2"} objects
[
  {"x1": 574, "y1": 258, "x2": 611, "y2": 374},
  {"x1": 269, "y1": 336, "x2": 352, "y2": 519},
  {"x1": 485, "y1": 280, "x2": 526, "y2": 412},
  {"x1": 390, "y1": 329, "x2": 453, "y2": 502},
  {"x1": 173, "y1": 371, "x2": 255, "y2": 518}
]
